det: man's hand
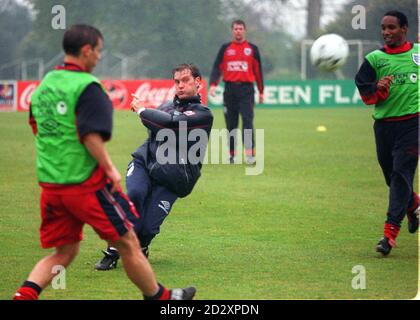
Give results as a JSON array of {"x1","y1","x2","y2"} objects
[
  {"x1": 209, "y1": 86, "x2": 217, "y2": 97},
  {"x1": 259, "y1": 93, "x2": 264, "y2": 104},
  {"x1": 377, "y1": 76, "x2": 393, "y2": 92},
  {"x1": 130, "y1": 94, "x2": 147, "y2": 114},
  {"x1": 104, "y1": 165, "x2": 122, "y2": 193}
]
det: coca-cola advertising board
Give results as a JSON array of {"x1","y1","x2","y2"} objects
[{"x1": 16, "y1": 79, "x2": 208, "y2": 112}]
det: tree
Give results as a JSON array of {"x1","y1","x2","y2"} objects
[
  {"x1": 324, "y1": 0, "x2": 418, "y2": 42},
  {"x1": 18, "y1": 0, "x2": 227, "y2": 78},
  {"x1": 0, "y1": 0, "x2": 32, "y2": 78}
]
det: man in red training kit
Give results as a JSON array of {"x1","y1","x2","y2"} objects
[
  {"x1": 209, "y1": 19, "x2": 264, "y2": 165},
  {"x1": 13, "y1": 24, "x2": 195, "y2": 300}
]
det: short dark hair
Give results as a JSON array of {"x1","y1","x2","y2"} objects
[
  {"x1": 172, "y1": 63, "x2": 201, "y2": 79},
  {"x1": 231, "y1": 19, "x2": 246, "y2": 29},
  {"x1": 383, "y1": 10, "x2": 408, "y2": 28},
  {"x1": 62, "y1": 24, "x2": 103, "y2": 56}
]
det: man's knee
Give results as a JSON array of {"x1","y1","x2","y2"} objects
[
  {"x1": 393, "y1": 156, "x2": 417, "y2": 181},
  {"x1": 127, "y1": 187, "x2": 142, "y2": 200},
  {"x1": 241, "y1": 113, "x2": 254, "y2": 129},
  {"x1": 55, "y1": 242, "x2": 80, "y2": 265},
  {"x1": 127, "y1": 187, "x2": 147, "y2": 209},
  {"x1": 138, "y1": 223, "x2": 159, "y2": 246},
  {"x1": 113, "y1": 230, "x2": 140, "y2": 254}
]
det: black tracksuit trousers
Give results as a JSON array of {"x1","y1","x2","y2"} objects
[
  {"x1": 374, "y1": 116, "x2": 419, "y2": 227},
  {"x1": 223, "y1": 82, "x2": 255, "y2": 156}
]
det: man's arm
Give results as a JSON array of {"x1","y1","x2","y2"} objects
[
  {"x1": 83, "y1": 133, "x2": 121, "y2": 193},
  {"x1": 209, "y1": 44, "x2": 228, "y2": 96},
  {"x1": 139, "y1": 107, "x2": 213, "y2": 134},
  {"x1": 76, "y1": 83, "x2": 113, "y2": 142},
  {"x1": 251, "y1": 44, "x2": 264, "y2": 103},
  {"x1": 76, "y1": 83, "x2": 119, "y2": 191},
  {"x1": 355, "y1": 59, "x2": 392, "y2": 105},
  {"x1": 28, "y1": 104, "x2": 37, "y2": 135}
]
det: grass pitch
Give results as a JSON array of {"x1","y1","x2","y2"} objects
[{"x1": 0, "y1": 107, "x2": 418, "y2": 300}]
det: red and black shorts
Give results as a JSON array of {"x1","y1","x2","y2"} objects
[{"x1": 40, "y1": 184, "x2": 139, "y2": 249}]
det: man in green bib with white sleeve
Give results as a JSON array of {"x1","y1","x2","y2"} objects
[{"x1": 355, "y1": 11, "x2": 419, "y2": 256}]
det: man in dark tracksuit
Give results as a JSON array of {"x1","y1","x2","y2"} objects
[
  {"x1": 95, "y1": 64, "x2": 213, "y2": 269},
  {"x1": 209, "y1": 19, "x2": 264, "y2": 165},
  {"x1": 355, "y1": 11, "x2": 419, "y2": 256}
]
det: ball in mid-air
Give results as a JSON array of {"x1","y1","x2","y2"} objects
[{"x1": 310, "y1": 34, "x2": 349, "y2": 71}]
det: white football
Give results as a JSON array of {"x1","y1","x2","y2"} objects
[{"x1": 310, "y1": 34, "x2": 349, "y2": 71}]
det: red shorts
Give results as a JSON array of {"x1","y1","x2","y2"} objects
[{"x1": 40, "y1": 183, "x2": 140, "y2": 249}]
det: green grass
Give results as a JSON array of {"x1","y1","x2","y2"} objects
[{"x1": 0, "y1": 108, "x2": 418, "y2": 300}]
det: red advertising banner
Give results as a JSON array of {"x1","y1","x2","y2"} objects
[
  {"x1": 17, "y1": 80, "x2": 40, "y2": 112},
  {"x1": 15, "y1": 79, "x2": 208, "y2": 112}
]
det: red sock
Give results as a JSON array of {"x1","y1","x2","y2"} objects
[
  {"x1": 13, "y1": 281, "x2": 42, "y2": 300},
  {"x1": 144, "y1": 283, "x2": 171, "y2": 300},
  {"x1": 13, "y1": 287, "x2": 39, "y2": 300},
  {"x1": 158, "y1": 287, "x2": 171, "y2": 300},
  {"x1": 384, "y1": 222, "x2": 400, "y2": 247}
]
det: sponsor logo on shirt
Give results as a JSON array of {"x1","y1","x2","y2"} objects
[
  {"x1": 377, "y1": 58, "x2": 390, "y2": 68},
  {"x1": 227, "y1": 61, "x2": 248, "y2": 72},
  {"x1": 56, "y1": 101, "x2": 67, "y2": 115},
  {"x1": 226, "y1": 49, "x2": 236, "y2": 56},
  {"x1": 412, "y1": 53, "x2": 419, "y2": 66}
]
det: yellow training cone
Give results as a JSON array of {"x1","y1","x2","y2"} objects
[{"x1": 316, "y1": 125, "x2": 327, "y2": 132}]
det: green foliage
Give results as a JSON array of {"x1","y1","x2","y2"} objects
[
  {"x1": 324, "y1": 0, "x2": 418, "y2": 42},
  {"x1": 19, "y1": 0, "x2": 227, "y2": 78},
  {"x1": 6, "y1": 0, "x2": 300, "y2": 80},
  {"x1": 0, "y1": 1, "x2": 32, "y2": 77}
]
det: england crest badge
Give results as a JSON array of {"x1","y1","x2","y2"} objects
[{"x1": 412, "y1": 53, "x2": 419, "y2": 66}]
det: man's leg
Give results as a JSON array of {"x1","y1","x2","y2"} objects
[
  {"x1": 69, "y1": 184, "x2": 195, "y2": 300},
  {"x1": 406, "y1": 192, "x2": 419, "y2": 233},
  {"x1": 136, "y1": 184, "x2": 178, "y2": 249},
  {"x1": 223, "y1": 84, "x2": 240, "y2": 161},
  {"x1": 111, "y1": 229, "x2": 195, "y2": 300},
  {"x1": 95, "y1": 159, "x2": 151, "y2": 270},
  {"x1": 14, "y1": 190, "x2": 84, "y2": 300},
  {"x1": 375, "y1": 118, "x2": 419, "y2": 255},
  {"x1": 239, "y1": 84, "x2": 255, "y2": 163},
  {"x1": 13, "y1": 243, "x2": 80, "y2": 300},
  {"x1": 373, "y1": 121, "x2": 396, "y2": 255},
  {"x1": 110, "y1": 229, "x2": 159, "y2": 296},
  {"x1": 127, "y1": 159, "x2": 153, "y2": 255},
  {"x1": 386, "y1": 118, "x2": 418, "y2": 231}
]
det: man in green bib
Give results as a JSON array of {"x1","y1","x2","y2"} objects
[
  {"x1": 13, "y1": 24, "x2": 195, "y2": 300},
  {"x1": 355, "y1": 11, "x2": 419, "y2": 256}
]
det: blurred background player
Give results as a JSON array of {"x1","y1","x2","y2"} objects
[
  {"x1": 13, "y1": 24, "x2": 195, "y2": 300},
  {"x1": 209, "y1": 19, "x2": 264, "y2": 165},
  {"x1": 355, "y1": 11, "x2": 419, "y2": 256},
  {"x1": 95, "y1": 63, "x2": 213, "y2": 270}
]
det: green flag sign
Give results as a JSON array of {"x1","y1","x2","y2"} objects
[{"x1": 208, "y1": 80, "x2": 365, "y2": 108}]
